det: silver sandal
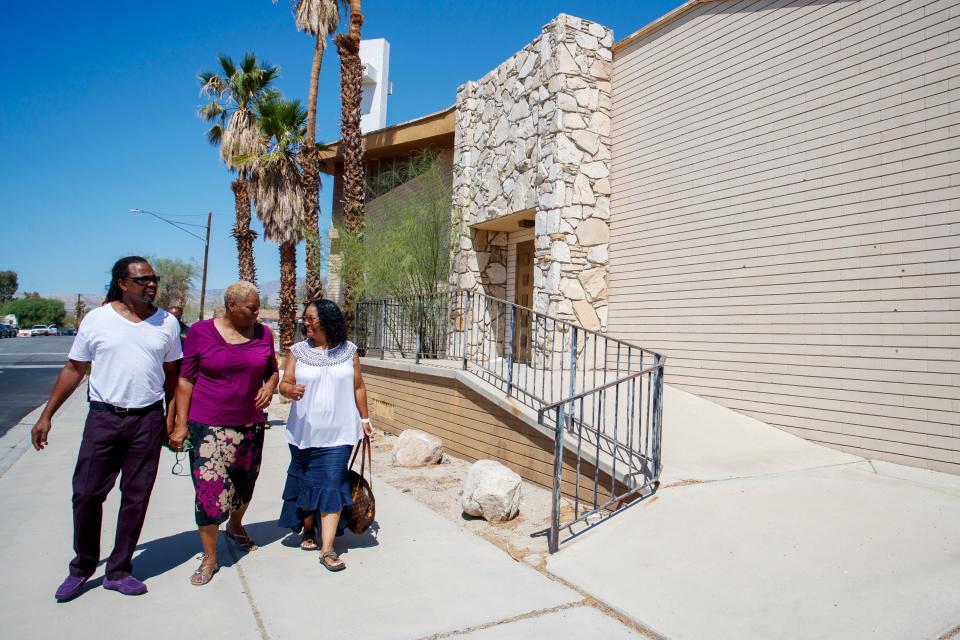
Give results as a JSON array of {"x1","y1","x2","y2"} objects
[{"x1": 190, "y1": 555, "x2": 220, "y2": 586}]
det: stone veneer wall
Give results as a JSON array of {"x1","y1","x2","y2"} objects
[{"x1": 451, "y1": 14, "x2": 613, "y2": 333}]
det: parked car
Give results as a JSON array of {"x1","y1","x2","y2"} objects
[
  {"x1": 17, "y1": 328, "x2": 30, "y2": 337},
  {"x1": 46, "y1": 325, "x2": 59, "y2": 336},
  {"x1": 59, "y1": 327, "x2": 77, "y2": 336},
  {"x1": 0, "y1": 323, "x2": 16, "y2": 338},
  {"x1": 30, "y1": 324, "x2": 48, "y2": 336}
]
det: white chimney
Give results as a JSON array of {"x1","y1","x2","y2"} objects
[{"x1": 360, "y1": 38, "x2": 390, "y2": 133}]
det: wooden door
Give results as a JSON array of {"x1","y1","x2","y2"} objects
[{"x1": 514, "y1": 240, "x2": 534, "y2": 363}]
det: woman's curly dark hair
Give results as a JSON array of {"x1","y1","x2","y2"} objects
[{"x1": 306, "y1": 299, "x2": 347, "y2": 348}]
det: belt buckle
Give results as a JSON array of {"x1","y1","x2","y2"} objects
[{"x1": 114, "y1": 405, "x2": 129, "y2": 414}]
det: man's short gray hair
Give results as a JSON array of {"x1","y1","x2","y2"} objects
[{"x1": 224, "y1": 281, "x2": 259, "y2": 306}]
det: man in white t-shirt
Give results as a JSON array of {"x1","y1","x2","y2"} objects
[{"x1": 31, "y1": 256, "x2": 182, "y2": 602}]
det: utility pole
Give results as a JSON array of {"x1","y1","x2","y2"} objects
[
  {"x1": 130, "y1": 208, "x2": 212, "y2": 322},
  {"x1": 199, "y1": 211, "x2": 212, "y2": 320}
]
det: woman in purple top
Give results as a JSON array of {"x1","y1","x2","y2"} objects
[{"x1": 169, "y1": 281, "x2": 279, "y2": 586}]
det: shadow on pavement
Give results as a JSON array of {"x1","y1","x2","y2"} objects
[
  {"x1": 129, "y1": 519, "x2": 290, "y2": 581},
  {"x1": 279, "y1": 519, "x2": 381, "y2": 555},
  {"x1": 338, "y1": 520, "x2": 380, "y2": 555}
]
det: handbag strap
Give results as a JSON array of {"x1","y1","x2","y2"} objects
[{"x1": 349, "y1": 435, "x2": 373, "y2": 490}]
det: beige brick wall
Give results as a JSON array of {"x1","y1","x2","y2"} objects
[{"x1": 608, "y1": 0, "x2": 960, "y2": 473}]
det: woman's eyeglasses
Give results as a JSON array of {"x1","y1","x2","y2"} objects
[{"x1": 124, "y1": 275, "x2": 160, "y2": 285}]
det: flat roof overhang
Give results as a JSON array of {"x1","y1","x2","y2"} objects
[
  {"x1": 469, "y1": 208, "x2": 536, "y2": 233},
  {"x1": 319, "y1": 106, "x2": 456, "y2": 174}
]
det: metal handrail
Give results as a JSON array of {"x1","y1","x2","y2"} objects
[
  {"x1": 354, "y1": 289, "x2": 665, "y2": 552},
  {"x1": 356, "y1": 290, "x2": 662, "y2": 406},
  {"x1": 537, "y1": 362, "x2": 666, "y2": 416}
]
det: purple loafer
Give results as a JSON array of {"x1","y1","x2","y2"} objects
[
  {"x1": 103, "y1": 574, "x2": 147, "y2": 596},
  {"x1": 55, "y1": 575, "x2": 89, "y2": 602}
]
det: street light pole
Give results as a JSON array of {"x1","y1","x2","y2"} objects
[
  {"x1": 199, "y1": 211, "x2": 212, "y2": 320},
  {"x1": 130, "y1": 208, "x2": 212, "y2": 321}
]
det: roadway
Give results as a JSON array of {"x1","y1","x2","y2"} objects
[{"x1": 0, "y1": 336, "x2": 73, "y2": 439}]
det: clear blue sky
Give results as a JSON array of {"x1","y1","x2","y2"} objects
[{"x1": 0, "y1": 0, "x2": 679, "y2": 298}]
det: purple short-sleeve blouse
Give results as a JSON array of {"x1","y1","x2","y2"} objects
[{"x1": 180, "y1": 319, "x2": 277, "y2": 425}]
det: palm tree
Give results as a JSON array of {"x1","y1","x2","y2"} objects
[
  {"x1": 198, "y1": 53, "x2": 280, "y2": 285},
  {"x1": 248, "y1": 96, "x2": 308, "y2": 358},
  {"x1": 335, "y1": 0, "x2": 365, "y2": 316},
  {"x1": 292, "y1": 0, "x2": 342, "y2": 301}
]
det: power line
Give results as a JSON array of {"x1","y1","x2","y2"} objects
[{"x1": 129, "y1": 209, "x2": 207, "y2": 243}]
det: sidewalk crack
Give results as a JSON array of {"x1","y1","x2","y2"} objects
[
  {"x1": 226, "y1": 538, "x2": 270, "y2": 640},
  {"x1": 414, "y1": 600, "x2": 588, "y2": 640}
]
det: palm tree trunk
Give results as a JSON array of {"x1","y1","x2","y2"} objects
[
  {"x1": 279, "y1": 241, "x2": 297, "y2": 359},
  {"x1": 231, "y1": 178, "x2": 258, "y2": 285},
  {"x1": 307, "y1": 33, "x2": 323, "y2": 145},
  {"x1": 335, "y1": 0, "x2": 365, "y2": 316},
  {"x1": 302, "y1": 33, "x2": 326, "y2": 302},
  {"x1": 301, "y1": 151, "x2": 322, "y2": 302},
  {"x1": 347, "y1": 0, "x2": 363, "y2": 40}
]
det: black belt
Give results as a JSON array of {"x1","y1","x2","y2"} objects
[{"x1": 89, "y1": 400, "x2": 163, "y2": 416}]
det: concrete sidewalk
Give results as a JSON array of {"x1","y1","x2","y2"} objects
[
  {"x1": 547, "y1": 386, "x2": 960, "y2": 640},
  {"x1": 0, "y1": 389, "x2": 642, "y2": 640},
  {"x1": 4, "y1": 385, "x2": 958, "y2": 639}
]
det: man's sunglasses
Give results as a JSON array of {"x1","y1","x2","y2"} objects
[{"x1": 124, "y1": 275, "x2": 160, "y2": 285}]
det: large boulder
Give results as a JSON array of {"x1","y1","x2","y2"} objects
[
  {"x1": 461, "y1": 460, "x2": 522, "y2": 522},
  {"x1": 391, "y1": 429, "x2": 443, "y2": 467}
]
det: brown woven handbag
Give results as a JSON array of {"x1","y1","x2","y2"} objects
[{"x1": 345, "y1": 435, "x2": 375, "y2": 535}]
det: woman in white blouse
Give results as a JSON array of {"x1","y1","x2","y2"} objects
[{"x1": 278, "y1": 299, "x2": 373, "y2": 571}]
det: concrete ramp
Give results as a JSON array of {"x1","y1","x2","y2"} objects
[
  {"x1": 660, "y1": 385, "x2": 860, "y2": 485},
  {"x1": 547, "y1": 386, "x2": 960, "y2": 640}
]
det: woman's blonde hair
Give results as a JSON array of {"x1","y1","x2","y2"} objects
[{"x1": 224, "y1": 281, "x2": 259, "y2": 307}]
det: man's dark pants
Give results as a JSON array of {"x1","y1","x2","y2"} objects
[{"x1": 69, "y1": 405, "x2": 166, "y2": 580}]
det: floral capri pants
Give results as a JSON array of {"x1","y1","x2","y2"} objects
[{"x1": 188, "y1": 421, "x2": 265, "y2": 526}]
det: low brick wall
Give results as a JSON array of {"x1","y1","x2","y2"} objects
[{"x1": 363, "y1": 361, "x2": 618, "y2": 502}]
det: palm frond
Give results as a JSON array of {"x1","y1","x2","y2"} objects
[
  {"x1": 294, "y1": 0, "x2": 341, "y2": 36},
  {"x1": 253, "y1": 156, "x2": 306, "y2": 245},
  {"x1": 197, "y1": 101, "x2": 225, "y2": 122},
  {"x1": 221, "y1": 109, "x2": 266, "y2": 170},
  {"x1": 261, "y1": 65, "x2": 281, "y2": 86},
  {"x1": 231, "y1": 152, "x2": 257, "y2": 167},
  {"x1": 241, "y1": 51, "x2": 258, "y2": 74},
  {"x1": 206, "y1": 124, "x2": 224, "y2": 146},
  {"x1": 198, "y1": 71, "x2": 226, "y2": 98},
  {"x1": 254, "y1": 95, "x2": 306, "y2": 148},
  {"x1": 217, "y1": 54, "x2": 237, "y2": 78}
]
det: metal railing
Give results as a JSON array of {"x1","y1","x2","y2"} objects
[{"x1": 354, "y1": 289, "x2": 665, "y2": 552}]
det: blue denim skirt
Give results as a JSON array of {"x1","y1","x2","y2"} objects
[{"x1": 278, "y1": 444, "x2": 354, "y2": 531}]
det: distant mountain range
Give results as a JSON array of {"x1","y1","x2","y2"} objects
[
  {"x1": 190, "y1": 278, "x2": 307, "y2": 307},
  {"x1": 45, "y1": 278, "x2": 304, "y2": 312}
]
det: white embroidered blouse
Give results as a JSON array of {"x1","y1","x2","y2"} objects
[{"x1": 284, "y1": 340, "x2": 362, "y2": 449}]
